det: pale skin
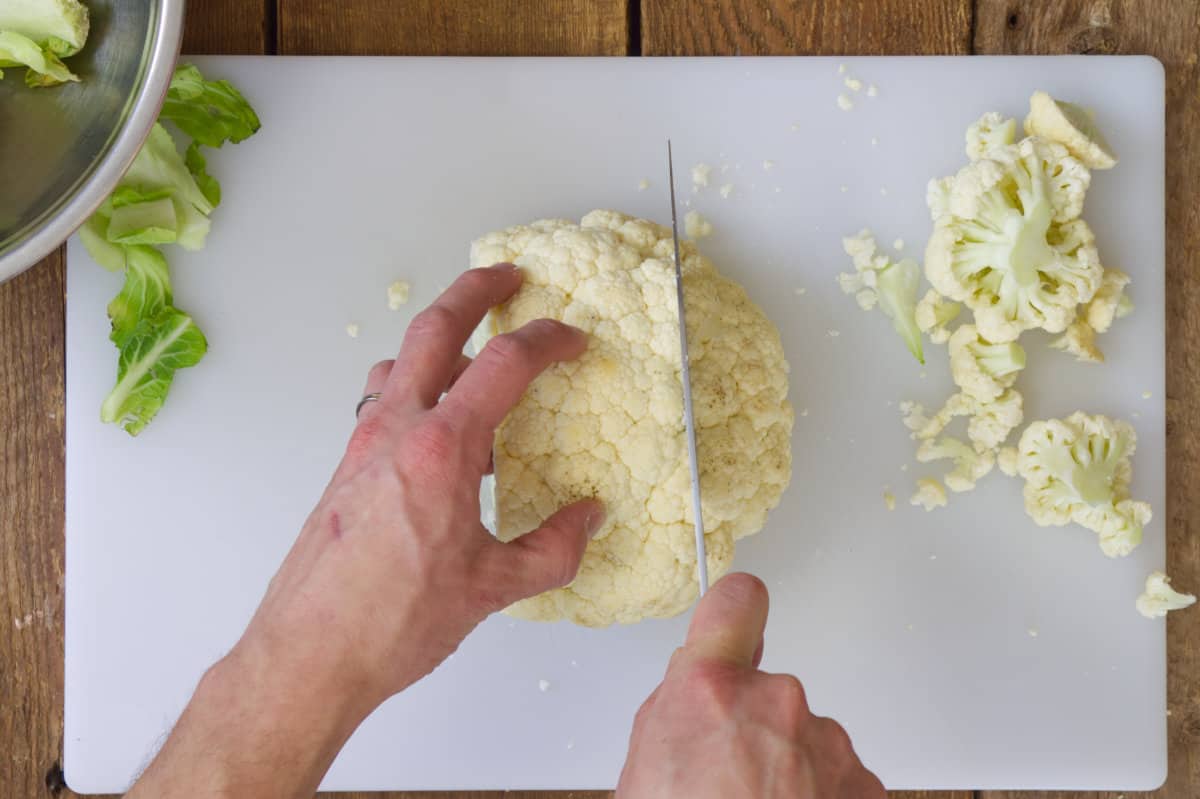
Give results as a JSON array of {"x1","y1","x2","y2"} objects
[{"x1": 126, "y1": 263, "x2": 885, "y2": 799}]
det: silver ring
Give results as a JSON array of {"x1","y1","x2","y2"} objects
[{"x1": 355, "y1": 392, "x2": 382, "y2": 418}]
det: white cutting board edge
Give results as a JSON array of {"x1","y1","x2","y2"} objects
[{"x1": 63, "y1": 55, "x2": 1167, "y2": 793}]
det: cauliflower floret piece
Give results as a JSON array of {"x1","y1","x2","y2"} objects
[
  {"x1": 997, "y1": 446, "x2": 1019, "y2": 477},
  {"x1": 471, "y1": 210, "x2": 793, "y2": 626},
  {"x1": 1051, "y1": 318, "x2": 1103, "y2": 363},
  {"x1": 925, "y1": 137, "x2": 1101, "y2": 343},
  {"x1": 917, "y1": 435, "x2": 995, "y2": 492},
  {"x1": 1086, "y1": 267, "x2": 1133, "y2": 333},
  {"x1": 967, "y1": 389, "x2": 1023, "y2": 453},
  {"x1": 1136, "y1": 571, "x2": 1196, "y2": 619},
  {"x1": 926, "y1": 176, "x2": 955, "y2": 221},
  {"x1": 966, "y1": 111, "x2": 1017, "y2": 161},
  {"x1": 911, "y1": 478, "x2": 948, "y2": 511},
  {"x1": 903, "y1": 392, "x2": 975, "y2": 440},
  {"x1": 1016, "y1": 412, "x2": 1151, "y2": 557},
  {"x1": 1024, "y1": 90, "x2": 1118, "y2": 170},
  {"x1": 915, "y1": 289, "x2": 962, "y2": 344},
  {"x1": 839, "y1": 230, "x2": 924, "y2": 362},
  {"x1": 684, "y1": 209, "x2": 713, "y2": 239},
  {"x1": 949, "y1": 324, "x2": 1026, "y2": 402}
]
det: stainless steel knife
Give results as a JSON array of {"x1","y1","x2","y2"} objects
[{"x1": 666, "y1": 141, "x2": 709, "y2": 597}]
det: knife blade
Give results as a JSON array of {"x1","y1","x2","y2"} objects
[{"x1": 666, "y1": 140, "x2": 709, "y2": 597}]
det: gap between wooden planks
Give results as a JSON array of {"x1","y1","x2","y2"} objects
[{"x1": 5, "y1": 1, "x2": 1194, "y2": 798}]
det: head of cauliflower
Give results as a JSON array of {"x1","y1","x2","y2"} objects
[
  {"x1": 925, "y1": 137, "x2": 1102, "y2": 343},
  {"x1": 470, "y1": 210, "x2": 793, "y2": 626},
  {"x1": 1016, "y1": 412, "x2": 1150, "y2": 557}
]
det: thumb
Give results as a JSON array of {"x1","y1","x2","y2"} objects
[
  {"x1": 683, "y1": 573, "x2": 769, "y2": 668},
  {"x1": 493, "y1": 499, "x2": 605, "y2": 602}
]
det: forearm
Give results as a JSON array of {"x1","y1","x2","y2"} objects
[{"x1": 127, "y1": 630, "x2": 370, "y2": 799}]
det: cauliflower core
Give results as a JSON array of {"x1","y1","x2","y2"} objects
[{"x1": 471, "y1": 210, "x2": 793, "y2": 626}]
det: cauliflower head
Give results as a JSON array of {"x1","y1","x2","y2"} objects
[
  {"x1": 949, "y1": 324, "x2": 1026, "y2": 403},
  {"x1": 1136, "y1": 571, "x2": 1196, "y2": 619},
  {"x1": 925, "y1": 137, "x2": 1102, "y2": 342},
  {"x1": 471, "y1": 210, "x2": 793, "y2": 626},
  {"x1": 1016, "y1": 412, "x2": 1150, "y2": 557}
]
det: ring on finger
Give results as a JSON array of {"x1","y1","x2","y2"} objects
[{"x1": 355, "y1": 392, "x2": 383, "y2": 418}]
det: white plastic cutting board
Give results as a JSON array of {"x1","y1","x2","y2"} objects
[{"x1": 64, "y1": 55, "x2": 1166, "y2": 793}]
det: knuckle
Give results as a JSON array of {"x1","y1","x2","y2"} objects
[
  {"x1": 407, "y1": 304, "x2": 458, "y2": 341},
  {"x1": 346, "y1": 414, "x2": 388, "y2": 461},
  {"x1": 767, "y1": 673, "x2": 810, "y2": 729},
  {"x1": 367, "y1": 359, "x2": 395, "y2": 384},
  {"x1": 680, "y1": 660, "x2": 738, "y2": 715},
  {"x1": 485, "y1": 330, "x2": 537, "y2": 367},
  {"x1": 816, "y1": 716, "x2": 855, "y2": 757},
  {"x1": 401, "y1": 415, "x2": 460, "y2": 467}
]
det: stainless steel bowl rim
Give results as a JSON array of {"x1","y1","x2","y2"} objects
[{"x1": 0, "y1": 2, "x2": 185, "y2": 282}]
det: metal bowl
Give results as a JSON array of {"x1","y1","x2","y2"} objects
[{"x1": 0, "y1": 0, "x2": 184, "y2": 283}]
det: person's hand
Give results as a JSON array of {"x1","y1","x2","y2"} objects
[
  {"x1": 616, "y1": 573, "x2": 886, "y2": 799},
  {"x1": 246, "y1": 262, "x2": 604, "y2": 707}
]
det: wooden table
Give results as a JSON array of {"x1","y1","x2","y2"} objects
[{"x1": 3, "y1": 1, "x2": 1197, "y2": 797}]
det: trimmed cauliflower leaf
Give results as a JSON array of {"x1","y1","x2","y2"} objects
[
  {"x1": 472, "y1": 210, "x2": 793, "y2": 626},
  {"x1": 925, "y1": 137, "x2": 1101, "y2": 342},
  {"x1": 840, "y1": 230, "x2": 924, "y2": 363},
  {"x1": 1016, "y1": 412, "x2": 1151, "y2": 557},
  {"x1": 1136, "y1": 571, "x2": 1196, "y2": 619}
]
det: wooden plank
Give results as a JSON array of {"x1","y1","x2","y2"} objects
[
  {"x1": 974, "y1": 2, "x2": 1200, "y2": 799},
  {"x1": 278, "y1": 0, "x2": 628, "y2": 56},
  {"x1": 640, "y1": 3, "x2": 972, "y2": 798},
  {"x1": 641, "y1": 0, "x2": 972, "y2": 56},
  {"x1": 182, "y1": 0, "x2": 274, "y2": 55},
  {"x1": 0, "y1": 251, "x2": 68, "y2": 797}
]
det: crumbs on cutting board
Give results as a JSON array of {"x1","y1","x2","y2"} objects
[
  {"x1": 387, "y1": 280, "x2": 411, "y2": 310},
  {"x1": 883, "y1": 490, "x2": 896, "y2": 511},
  {"x1": 844, "y1": 76, "x2": 863, "y2": 92},
  {"x1": 637, "y1": 178, "x2": 650, "y2": 191},
  {"x1": 345, "y1": 322, "x2": 360, "y2": 338},
  {"x1": 538, "y1": 679, "x2": 552, "y2": 693},
  {"x1": 720, "y1": 183, "x2": 734, "y2": 199},
  {"x1": 893, "y1": 238, "x2": 905, "y2": 251},
  {"x1": 837, "y1": 93, "x2": 854, "y2": 112},
  {"x1": 691, "y1": 162, "x2": 711, "y2": 188},
  {"x1": 684, "y1": 210, "x2": 713, "y2": 239},
  {"x1": 794, "y1": 287, "x2": 807, "y2": 296},
  {"x1": 827, "y1": 329, "x2": 840, "y2": 338},
  {"x1": 762, "y1": 159, "x2": 775, "y2": 171}
]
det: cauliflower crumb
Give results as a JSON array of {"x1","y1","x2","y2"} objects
[
  {"x1": 883, "y1": 490, "x2": 896, "y2": 511},
  {"x1": 900, "y1": 463, "x2": 909, "y2": 472},
  {"x1": 839, "y1": 185, "x2": 849, "y2": 193},
  {"x1": 566, "y1": 740, "x2": 575, "y2": 751},
  {"x1": 684, "y1": 209, "x2": 713, "y2": 239},
  {"x1": 719, "y1": 183, "x2": 734, "y2": 199},
  {"x1": 836, "y1": 94, "x2": 854, "y2": 111},
  {"x1": 1028, "y1": 628, "x2": 1039, "y2": 638},
  {"x1": 893, "y1": 238, "x2": 904, "y2": 251},
  {"x1": 844, "y1": 76, "x2": 863, "y2": 92},
  {"x1": 793, "y1": 287, "x2": 807, "y2": 296},
  {"x1": 773, "y1": 186, "x2": 783, "y2": 193},
  {"x1": 800, "y1": 408, "x2": 809, "y2": 417},
  {"x1": 870, "y1": 136, "x2": 879, "y2": 147},
  {"x1": 387, "y1": 280, "x2": 411, "y2": 310},
  {"x1": 837, "y1": 63, "x2": 846, "y2": 74},
  {"x1": 879, "y1": 187, "x2": 888, "y2": 196},
  {"x1": 911, "y1": 478, "x2": 948, "y2": 511},
  {"x1": 1137, "y1": 571, "x2": 1196, "y2": 618},
  {"x1": 691, "y1": 163, "x2": 711, "y2": 188},
  {"x1": 637, "y1": 178, "x2": 650, "y2": 191},
  {"x1": 1142, "y1": 391, "x2": 1153, "y2": 399},
  {"x1": 538, "y1": 679, "x2": 551, "y2": 693},
  {"x1": 345, "y1": 323, "x2": 360, "y2": 338},
  {"x1": 866, "y1": 84, "x2": 878, "y2": 97},
  {"x1": 827, "y1": 329, "x2": 841, "y2": 338},
  {"x1": 762, "y1": 159, "x2": 775, "y2": 171},
  {"x1": 790, "y1": 123, "x2": 801, "y2": 132}
]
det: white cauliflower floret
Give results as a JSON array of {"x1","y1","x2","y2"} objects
[
  {"x1": 949, "y1": 324, "x2": 1026, "y2": 402},
  {"x1": 1086, "y1": 267, "x2": 1133, "y2": 333},
  {"x1": 997, "y1": 446, "x2": 1019, "y2": 477},
  {"x1": 926, "y1": 176, "x2": 954, "y2": 221},
  {"x1": 1136, "y1": 571, "x2": 1196, "y2": 619},
  {"x1": 1024, "y1": 90, "x2": 1118, "y2": 170},
  {"x1": 917, "y1": 435, "x2": 995, "y2": 492},
  {"x1": 911, "y1": 478, "x2": 948, "y2": 511},
  {"x1": 1016, "y1": 412, "x2": 1151, "y2": 558},
  {"x1": 839, "y1": 230, "x2": 924, "y2": 362},
  {"x1": 967, "y1": 389, "x2": 1023, "y2": 453},
  {"x1": 471, "y1": 210, "x2": 793, "y2": 626},
  {"x1": 925, "y1": 137, "x2": 1101, "y2": 343},
  {"x1": 684, "y1": 210, "x2": 713, "y2": 239},
  {"x1": 966, "y1": 111, "x2": 1017, "y2": 161},
  {"x1": 915, "y1": 289, "x2": 962, "y2": 344},
  {"x1": 1051, "y1": 318, "x2": 1103, "y2": 363}
]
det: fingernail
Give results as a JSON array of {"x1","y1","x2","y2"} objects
[
  {"x1": 491, "y1": 262, "x2": 518, "y2": 272},
  {"x1": 584, "y1": 502, "x2": 607, "y2": 538}
]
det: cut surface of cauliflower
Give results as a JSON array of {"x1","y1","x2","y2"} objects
[
  {"x1": 949, "y1": 324, "x2": 1026, "y2": 402},
  {"x1": 1016, "y1": 412, "x2": 1150, "y2": 557},
  {"x1": 965, "y1": 111, "x2": 1017, "y2": 161},
  {"x1": 471, "y1": 210, "x2": 793, "y2": 626},
  {"x1": 911, "y1": 478, "x2": 948, "y2": 511},
  {"x1": 1086, "y1": 267, "x2": 1133, "y2": 333},
  {"x1": 1136, "y1": 571, "x2": 1196, "y2": 619},
  {"x1": 925, "y1": 137, "x2": 1101, "y2": 342},
  {"x1": 1024, "y1": 90, "x2": 1118, "y2": 170},
  {"x1": 1051, "y1": 318, "x2": 1103, "y2": 363},
  {"x1": 915, "y1": 289, "x2": 961, "y2": 344},
  {"x1": 839, "y1": 230, "x2": 923, "y2": 362}
]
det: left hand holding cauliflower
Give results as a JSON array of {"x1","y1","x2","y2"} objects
[{"x1": 472, "y1": 210, "x2": 793, "y2": 626}]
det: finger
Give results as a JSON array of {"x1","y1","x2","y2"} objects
[
  {"x1": 445, "y1": 354, "x2": 472, "y2": 393},
  {"x1": 440, "y1": 318, "x2": 587, "y2": 445},
  {"x1": 355, "y1": 359, "x2": 395, "y2": 422},
  {"x1": 388, "y1": 264, "x2": 522, "y2": 408},
  {"x1": 683, "y1": 573, "x2": 769, "y2": 669},
  {"x1": 487, "y1": 499, "x2": 605, "y2": 604}
]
